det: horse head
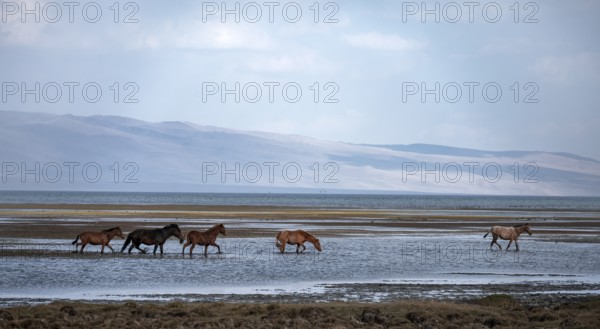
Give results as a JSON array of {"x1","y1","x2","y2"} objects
[
  {"x1": 524, "y1": 223, "x2": 532, "y2": 235},
  {"x1": 104, "y1": 226, "x2": 125, "y2": 239},
  {"x1": 313, "y1": 238, "x2": 323, "y2": 252},
  {"x1": 219, "y1": 223, "x2": 227, "y2": 236},
  {"x1": 167, "y1": 224, "x2": 185, "y2": 243},
  {"x1": 115, "y1": 227, "x2": 125, "y2": 239}
]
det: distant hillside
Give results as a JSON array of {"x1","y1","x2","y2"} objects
[{"x1": 1, "y1": 111, "x2": 599, "y2": 196}]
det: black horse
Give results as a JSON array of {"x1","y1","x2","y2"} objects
[{"x1": 121, "y1": 224, "x2": 184, "y2": 255}]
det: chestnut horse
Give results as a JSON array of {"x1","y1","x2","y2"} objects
[
  {"x1": 71, "y1": 227, "x2": 124, "y2": 254},
  {"x1": 483, "y1": 223, "x2": 532, "y2": 251},
  {"x1": 121, "y1": 224, "x2": 184, "y2": 255},
  {"x1": 182, "y1": 223, "x2": 226, "y2": 256},
  {"x1": 276, "y1": 230, "x2": 322, "y2": 253}
]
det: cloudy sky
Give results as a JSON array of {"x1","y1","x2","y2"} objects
[{"x1": 1, "y1": 0, "x2": 599, "y2": 160}]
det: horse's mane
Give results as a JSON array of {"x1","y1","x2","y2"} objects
[
  {"x1": 163, "y1": 224, "x2": 179, "y2": 229},
  {"x1": 207, "y1": 223, "x2": 223, "y2": 232},
  {"x1": 513, "y1": 223, "x2": 529, "y2": 228},
  {"x1": 303, "y1": 231, "x2": 318, "y2": 241},
  {"x1": 103, "y1": 227, "x2": 120, "y2": 232}
]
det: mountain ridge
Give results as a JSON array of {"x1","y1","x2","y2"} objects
[{"x1": 1, "y1": 111, "x2": 599, "y2": 196}]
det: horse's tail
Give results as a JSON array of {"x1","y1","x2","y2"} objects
[
  {"x1": 275, "y1": 232, "x2": 281, "y2": 248},
  {"x1": 71, "y1": 235, "x2": 80, "y2": 245},
  {"x1": 120, "y1": 234, "x2": 132, "y2": 252},
  {"x1": 483, "y1": 228, "x2": 492, "y2": 238}
]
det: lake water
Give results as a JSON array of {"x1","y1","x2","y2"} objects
[
  {"x1": 2, "y1": 234, "x2": 599, "y2": 304},
  {"x1": 1, "y1": 191, "x2": 600, "y2": 210},
  {"x1": 0, "y1": 192, "x2": 599, "y2": 305}
]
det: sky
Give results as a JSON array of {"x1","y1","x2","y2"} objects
[{"x1": 1, "y1": 0, "x2": 599, "y2": 160}]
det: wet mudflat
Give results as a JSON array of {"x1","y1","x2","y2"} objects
[
  {"x1": 1, "y1": 233, "x2": 599, "y2": 306},
  {"x1": 0, "y1": 205, "x2": 598, "y2": 302},
  {"x1": 1, "y1": 203, "x2": 600, "y2": 327}
]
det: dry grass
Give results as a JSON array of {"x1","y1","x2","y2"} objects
[{"x1": 1, "y1": 296, "x2": 599, "y2": 329}]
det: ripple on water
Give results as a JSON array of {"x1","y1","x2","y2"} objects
[{"x1": 1, "y1": 235, "x2": 599, "y2": 304}]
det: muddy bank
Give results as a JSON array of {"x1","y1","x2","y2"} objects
[
  {"x1": 1, "y1": 295, "x2": 599, "y2": 329},
  {"x1": 0, "y1": 203, "x2": 599, "y2": 240}
]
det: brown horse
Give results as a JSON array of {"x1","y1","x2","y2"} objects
[
  {"x1": 276, "y1": 230, "x2": 322, "y2": 253},
  {"x1": 71, "y1": 227, "x2": 124, "y2": 254},
  {"x1": 182, "y1": 223, "x2": 226, "y2": 256},
  {"x1": 483, "y1": 223, "x2": 532, "y2": 251},
  {"x1": 121, "y1": 224, "x2": 184, "y2": 255}
]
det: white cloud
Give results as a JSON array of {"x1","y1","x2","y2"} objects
[
  {"x1": 343, "y1": 33, "x2": 424, "y2": 51},
  {"x1": 532, "y1": 52, "x2": 600, "y2": 83},
  {"x1": 0, "y1": 13, "x2": 273, "y2": 51},
  {"x1": 245, "y1": 52, "x2": 317, "y2": 73},
  {"x1": 177, "y1": 24, "x2": 271, "y2": 50},
  {"x1": 133, "y1": 21, "x2": 273, "y2": 50},
  {"x1": 0, "y1": 0, "x2": 43, "y2": 46},
  {"x1": 479, "y1": 37, "x2": 533, "y2": 54}
]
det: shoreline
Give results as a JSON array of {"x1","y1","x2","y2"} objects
[
  {"x1": 3, "y1": 281, "x2": 599, "y2": 307},
  {"x1": 1, "y1": 203, "x2": 599, "y2": 240}
]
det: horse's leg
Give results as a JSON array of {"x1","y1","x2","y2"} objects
[
  {"x1": 80, "y1": 243, "x2": 87, "y2": 254},
  {"x1": 159, "y1": 244, "x2": 164, "y2": 254},
  {"x1": 128, "y1": 244, "x2": 134, "y2": 254},
  {"x1": 204, "y1": 245, "x2": 209, "y2": 257},
  {"x1": 515, "y1": 239, "x2": 520, "y2": 251},
  {"x1": 300, "y1": 244, "x2": 306, "y2": 253},
  {"x1": 495, "y1": 240, "x2": 503, "y2": 250},
  {"x1": 153, "y1": 244, "x2": 159, "y2": 255},
  {"x1": 106, "y1": 244, "x2": 115, "y2": 253},
  {"x1": 133, "y1": 242, "x2": 145, "y2": 254},
  {"x1": 492, "y1": 235, "x2": 502, "y2": 250},
  {"x1": 101, "y1": 244, "x2": 105, "y2": 254},
  {"x1": 506, "y1": 240, "x2": 513, "y2": 250},
  {"x1": 182, "y1": 241, "x2": 191, "y2": 255},
  {"x1": 189, "y1": 244, "x2": 196, "y2": 256},
  {"x1": 279, "y1": 239, "x2": 287, "y2": 253},
  {"x1": 211, "y1": 242, "x2": 221, "y2": 254}
]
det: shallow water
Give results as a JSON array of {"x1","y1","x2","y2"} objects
[{"x1": 1, "y1": 234, "x2": 599, "y2": 305}]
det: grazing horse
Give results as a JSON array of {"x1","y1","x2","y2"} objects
[
  {"x1": 182, "y1": 223, "x2": 226, "y2": 256},
  {"x1": 483, "y1": 223, "x2": 532, "y2": 251},
  {"x1": 72, "y1": 227, "x2": 124, "y2": 254},
  {"x1": 276, "y1": 230, "x2": 322, "y2": 253},
  {"x1": 121, "y1": 224, "x2": 184, "y2": 255}
]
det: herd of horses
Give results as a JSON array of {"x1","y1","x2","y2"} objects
[
  {"x1": 72, "y1": 222, "x2": 532, "y2": 255},
  {"x1": 71, "y1": 223, "x2": 323, "y2": 256}
]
